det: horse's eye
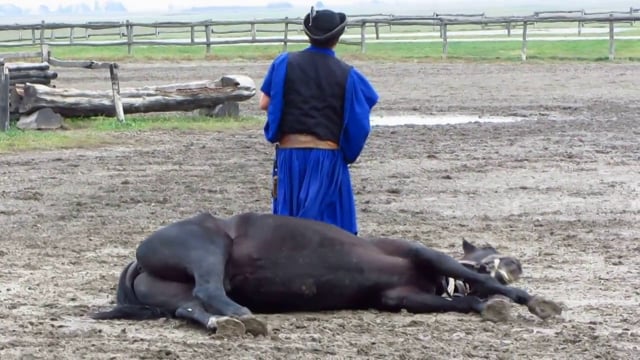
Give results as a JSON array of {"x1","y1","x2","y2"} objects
[{"x1": 501, "y1": 258, "x2": 516, "y2": 267}]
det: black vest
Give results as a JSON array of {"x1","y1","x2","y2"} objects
[{"x1": 278, "y1": 50, "x2": 352, "y2": 143}]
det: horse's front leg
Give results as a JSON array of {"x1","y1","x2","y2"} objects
[
  {"x1": 407, "y1": 245, "x2": 562, "y2": 319},
  {"x1": 379, "y1": 286, "x2": 513, "y2": 322}
]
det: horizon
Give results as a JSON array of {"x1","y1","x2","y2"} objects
[{"x1": 0, "y1": 0, "x2": 634, "y2": 23}]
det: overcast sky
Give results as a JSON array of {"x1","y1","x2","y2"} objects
[
  {"x1": 5, "y1": 0, "x2": 348, "y2": 12},
  {"x1": 4, "y1": 0, "x2": 632, "y2": 14}
]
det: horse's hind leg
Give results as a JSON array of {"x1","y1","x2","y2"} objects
[
  {"x1": 134, "y1": 273, "x2": 268, "y2": 336},
  {"x1": 135, "y1": 219, "x2": 250, "y2": 317},
  {"x1": 174, "y1": 301, "x2": 246, "y2": 336}
]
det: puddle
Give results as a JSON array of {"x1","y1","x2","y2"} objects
[{"x1": 370, "y1": 114, "x2": 524, "y2": 126}]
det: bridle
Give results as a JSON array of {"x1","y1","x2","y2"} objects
[{"x1": 442, "y1": 254, "x2": 516, "y2": 298}]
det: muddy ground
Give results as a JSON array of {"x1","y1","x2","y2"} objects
[{"x1": 1, "y1": 59, "x2": 639, "y2": 359}]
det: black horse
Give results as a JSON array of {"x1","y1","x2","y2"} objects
[{"x1": 90, "y1": 212, "x2": 562, "y2": 336}]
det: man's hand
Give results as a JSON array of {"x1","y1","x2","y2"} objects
[{"x1": 259, "y1": 92, "x2": 271, "y2": 111}]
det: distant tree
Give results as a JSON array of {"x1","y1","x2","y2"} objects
[
  {"x1": 57, "y1": 5, "x2": 73, "y2": 14},
  {"x1": 77, "y1": 3, "x2": 92, "y2": 14},
  {"x1": 266, "y1": 2, "x2": 293, "y2": 9},
  {"x1": 0, "y1": 4, "x2": 25, "y2": 16},
  {"x1": 315, "y1": 1, "x2": 325, "y2": 9},
  {"x1": 38, "y1": 5, "x2": 51, "y2": 14},
  {"x1": 104, "y1": 1, "x2": 127, "y2": 13}
]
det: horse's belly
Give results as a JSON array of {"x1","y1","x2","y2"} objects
[
  {"x1": 226, "y1": 252, "x2": 407, "y2": 313},
  {"x1": 228, "y1": 274, "x2": 374, "y2": 312}
]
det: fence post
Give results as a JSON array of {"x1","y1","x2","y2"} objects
[
  {"x1": 70, "y1": 27, "x2": 74, "y2": 44},
  {"x1": 250, "y1": 22, "x2": 257, "y2": 41},
  {"x1": 39, "y1": 20, "x2": 45, "y2": 49},
  {"x1": 31, "y1": 28, "x2": 36, "y2": 44},
  {"x1": 283, "y1": 18, "x2": 289, "y2": 52},
  {"x1": 205, "y1": 24, "x2": 212, "y2": 55},
  {"x1": 374, "y1": 22, "x2": 380, "y2": 40},
  {"x1": 579, "y1": 9, "x2": 584, "y2": 35},
  {"x1": 608, "y1": 17, "x2": 615, "y2": 60},
  {"x1": 521, "y1": 21, "x2": 528, "y2": 61},
  {"x1": 126, "y1": 20, "x2": 133, "y2": 55},
  {"x1": 506, "y1": 22, "x2": 511, "y2": 37},
  {"x1": 360, "y1": 21, "x2": 366, "y2": 54},
  {"x1": 41, "y1": 44, "x2": 50, "y2": 62},
  {"x1": 441, "y1": 22, "x2": 448, "y2": 59},
  {"x1": 109, "y1": 63, "x2": 125, "y2": 123},
  {"x1": 0, "y1": 60, "x2": 10, "y2": 132},
  {"x1": 190, "y1": 26, "x2": 195, "y2": 44},
  {"x1": 578, "y1": 21, "x2": 582, "y2": 36}
]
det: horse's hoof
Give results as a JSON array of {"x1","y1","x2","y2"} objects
[
  {"x1": 481, "y1": 295, "x2": 512, "y2": 323},
  {"x1": 239, "y1": 315, "x2": 269, "y2": 337},
  {"x1": 208, "y1": 316, "x2": 246, "y2": 337},
  {"x1": 527, "y1": 296, "x2": 563, "y2": 320}
]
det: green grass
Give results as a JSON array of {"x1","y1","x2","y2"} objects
[
  {"x1": 5, "y1": 38, "x2": 639, "y2": 62},
  {"x1": 0, "y1": 114, "x2": 263, "y2": 153},
  {"x1": 359, "y1": 39, "x2": 640, "y2": 61}
]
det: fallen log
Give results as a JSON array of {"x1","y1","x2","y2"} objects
[
  {"x1": 48, "y1": 56, "x2": 114, "y2": 70},
  {"x1": 18, "y1": 75, "x2": 256, "y2": 117},
  {"x1": 7, "y1": 62, "x2": 51, "y2": 72},
  {"x1": 10, "y1": 70, "x2": 58, "y2": 81},
  {"x1": 10, "y1": 78, "x2": 51, "y2": 86}
]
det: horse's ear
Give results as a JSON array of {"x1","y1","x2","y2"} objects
[{"x1": 462, "y1": 239, "x2": 477, "y2": 255}]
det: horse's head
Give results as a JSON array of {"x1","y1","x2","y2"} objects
[
  {"x1": 459, "y1": 239, "x2": 523, "y2": 286},
  {"x1": 443, "y1": 239, "x2": 524, "y2": 298}
]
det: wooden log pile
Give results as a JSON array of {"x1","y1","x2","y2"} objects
[
  {"x1": 1, "y1": 47, "x2": 256, "y2": 131},
  {"x1": 6, "y1": 62, "x2": 58, "y2": 86},
  {"x1": 14, "y1": 75, "x2": 256, "y2": 118}
]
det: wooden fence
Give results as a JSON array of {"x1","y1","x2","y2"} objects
[
  {"x1": 0, "y1": 46, "x2": 124, "y2": 131},
  {"x1": 1, "y1": 8, "x2": 639, "y2": 62}
]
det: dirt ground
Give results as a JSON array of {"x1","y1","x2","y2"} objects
[{"x1": 1, "y1": 58, "x2": 639, "y2": 359}]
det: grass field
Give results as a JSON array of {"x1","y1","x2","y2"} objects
[
  {"x1": 0, "y1": 115, "x2": 262, "y2": 153},
  {"x1": 3, "y1": 38, "x2": 639, "y2": 62}
]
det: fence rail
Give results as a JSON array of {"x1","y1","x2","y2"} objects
[{"x1": 1, "y1": 8, "x2": 639, "y2": 61}]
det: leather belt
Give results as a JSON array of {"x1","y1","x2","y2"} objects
[{"x1": 278, "y1": 134, "x2": 338, "y2": 149}]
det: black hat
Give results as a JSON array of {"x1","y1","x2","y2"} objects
[{"x1": 303, "y1": 7, "x2": 348, "y2": 41}]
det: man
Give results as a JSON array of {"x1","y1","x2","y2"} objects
[{"x1": 259, "y1": 7, "x2": 379, "y2": 235}]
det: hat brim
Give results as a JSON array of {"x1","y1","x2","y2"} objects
[{"x1": 303, "y1": 12, "x2": 348, "y2": 41}]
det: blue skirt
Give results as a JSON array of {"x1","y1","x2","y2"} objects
[{"x1": 272, "y1": 147, "x2": 357, "y2": 234}]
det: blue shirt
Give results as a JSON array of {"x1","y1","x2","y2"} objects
[{"x1": 260, "y1": 45, "x2": 379, "y2": 164}]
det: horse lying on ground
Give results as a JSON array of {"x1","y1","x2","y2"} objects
[{"x1": 90, "y1": 212, "x2": 562, "y2": 336}]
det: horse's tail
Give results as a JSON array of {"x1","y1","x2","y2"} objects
[
  {"x1": 90, "y1": 304, "x2": 170, "y2": 320},
  {"x1": 90, "y1": 260, "x2": 172, "y2": 321}
]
